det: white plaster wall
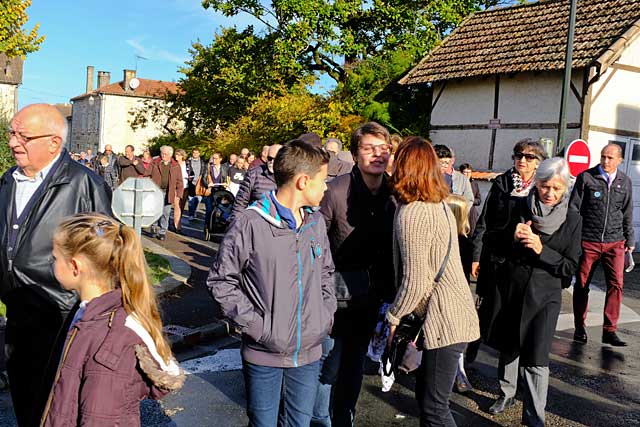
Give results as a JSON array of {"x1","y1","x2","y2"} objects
[
  {"x1": 492, "y1": 128, "x2": 580, "y2": 172},
  {"x1": 101, "y1": 95, "x2": 171, "y2": 155},
  {"x1": 498, "y1": 71, "x2": 582, "y2": 124},
  {"x1": 430, "y1": 79, "x2": 495, "y2": 125},
  {"x1": 430, "y1": 129, "x2": 493, "y2": 169},
  {"x1": 0, "y1": 83, "x2": 17, "y2": 120},
  {"x1": 589, "y1": 35, "x2": 640, "y2": 133}
]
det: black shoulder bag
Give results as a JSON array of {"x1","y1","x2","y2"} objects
[{"x1": 382, "y1": 202, "x2": 453, "y2": 375}]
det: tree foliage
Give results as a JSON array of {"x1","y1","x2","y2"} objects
[
  {"x1": 208, "y1": 84, "x2": 363, "y2": 155},
  {"x1": 0, "y1": 0, "x2": 44, "y2": 58},
  {"x1": 202, "y1": 0, "x2": 509, "y2": 84},
  {"x1": 0, "y1": 117, "x2": 14, "y2": 175}
]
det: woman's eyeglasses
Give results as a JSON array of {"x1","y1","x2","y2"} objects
[{"x1": 513, "y1": 152, "x2": 539, "y2": 162}]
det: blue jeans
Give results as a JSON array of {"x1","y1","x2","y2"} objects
[
  {"x1": 315, "y1": 335, "x2": 368, "y2": 427},
  {"x1": 243, "y1": 359, "x2": 320, "y2": 427},
  {"x1": 312, "y1": 336, "x2": 335, "y2": 427},
  {"x1": 187, "y1": 195, "x2": 202, "y2": 217}
]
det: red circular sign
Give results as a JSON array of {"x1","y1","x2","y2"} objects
[{"x1": 565, "y1": 139, "x2": 591, "y2": 177}]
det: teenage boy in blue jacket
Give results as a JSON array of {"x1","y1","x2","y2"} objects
[{"x1": 207, "y1": 139, "x2": 337, "y2": 427}]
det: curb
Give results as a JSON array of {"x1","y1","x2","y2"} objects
[
  {"x1": 140, "y1": 235, "x2": 232, "y2": 349},
  {"x1": 166, "y1": 320, "x2": 232, "y2": 351},
  {"x1": 142, "y1": 236, "x2": 191, "y2": 296}
]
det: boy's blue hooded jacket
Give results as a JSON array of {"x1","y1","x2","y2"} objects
[{"x1": 207, "y1": 192, "x2": 337, "y2": 368}]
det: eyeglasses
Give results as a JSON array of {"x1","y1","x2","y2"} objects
[
  {"x1": 439, "y1": 159, "x2": 452, "y2": 167},
  {"x1": 513, "y1": 152, "x2": 539, "y2": 162},
  {"x1": 6, "y1": 128, "x2": 55, "y2": 144},
  {"x1": 267, "y1": 156, "x2": 276, "y2": 162},
  {"x1": 359, "y1": 144, "x2": 391, "y2": 155}
]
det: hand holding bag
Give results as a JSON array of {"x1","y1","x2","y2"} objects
[{"x1": 382, "y1": 202, "x2": 453, "y2": 376}]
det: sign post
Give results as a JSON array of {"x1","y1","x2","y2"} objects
[
  {"x1": 565, "y1": 139, "x2": 591, "y2": 177},
  {"x1": 112, "y1": 178, "x2": 165, "y2": 234}
]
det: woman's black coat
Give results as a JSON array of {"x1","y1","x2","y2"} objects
[
  {"x1": 472, "y1": 171, "x2": 519, "y2": 298},
  {"x1": 478, "y1": 200, "x2": 582, "y2": 366}
]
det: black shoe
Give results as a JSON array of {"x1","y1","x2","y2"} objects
[
  {"x1": 157, "y1": 234, "x2": 166, "y2": 241},
  {"x1": 574, "y1": 326, "x2": 588, "y2": 343},
  {"x1": 602, "y1": 331, "x2": 627, "y2": 347},
  {"x1": 488, "y1": 396, "x2": 515, "y2": 415}
]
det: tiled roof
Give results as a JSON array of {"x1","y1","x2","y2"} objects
[
  {"x1": 71, "y1": 78, "x2": 178, "y2": 101},
  {"x1": 400, "y1": 0, "x2": 640, "y2": 84}
]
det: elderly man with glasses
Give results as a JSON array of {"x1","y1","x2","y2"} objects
[
  {"x1": 230, "y1": 144, "x2": 282, "y2": 222},
  {"x1": 0, "y1": 104, "x2": 112, "y2": 426}
]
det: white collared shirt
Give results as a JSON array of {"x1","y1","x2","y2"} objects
[{"x1": 12, "y1": 153, "x2": 61, "y2": 217}]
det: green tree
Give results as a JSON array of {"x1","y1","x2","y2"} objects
[
  {"x1": 202, "y1": 0, "x2": 508, "y2": 84},
  {"x1": 0, "y1": 117, "x2": 14, "y2": 175},
  {"x1": 0, "y1": 0, "x2": 44, "y2": 58}
]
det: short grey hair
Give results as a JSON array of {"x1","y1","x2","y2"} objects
[
  {"x1": 59, "y1": 120, "x2": 68, "y2": 144},
  {"x1": 160, "y1": 145, "x2": 174, "y2": 155},
  {"x1": 535, "y1": 157, "x2": 571, "y2": 193}
]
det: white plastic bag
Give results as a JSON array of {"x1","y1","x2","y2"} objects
[{"x1": 624, "y1": 251, "x2": 635, "y2": 273}]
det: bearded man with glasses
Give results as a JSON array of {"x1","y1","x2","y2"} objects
[{"x1": 0, "y1": 104, "x2": 112, "y2": 426}]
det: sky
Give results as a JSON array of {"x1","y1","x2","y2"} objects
[{"x1": 18, "y1": 0, "x2": 263, "y2": 108}]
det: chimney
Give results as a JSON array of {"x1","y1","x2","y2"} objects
[
  {"x1": 123, "y1": 69, "x2": 136, "y2": 92},
  {"x1": 86, "y1": 66, "x2": 94, "y2": 93},
  {"x1": 97, "y1": 71, "x2": 110, "y2": 88}
]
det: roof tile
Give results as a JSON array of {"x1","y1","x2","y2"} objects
[{"x1": 401, "y1": 0, "x2": 640, "y2": 84}]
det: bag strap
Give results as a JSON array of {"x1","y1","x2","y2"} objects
[{"x1": 434, "y1": 202, "x2": 453, "y2": 284}]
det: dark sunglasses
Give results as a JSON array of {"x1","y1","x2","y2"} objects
[
  {"x1": 513, "y1": 152, "x2": 538, "y2": 161},
  {"x1": 267, "y1": 156, "x2": 275, "y2": 162}
]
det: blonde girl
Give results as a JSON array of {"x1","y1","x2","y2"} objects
[
  {"x1": 446, "y1": 194, "x2": 475, "y2": 395},
  {"x1": 41, "y1": 213, "x2": 184, "y2": 427}
]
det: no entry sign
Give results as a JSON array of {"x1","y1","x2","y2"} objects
[{"x1": 565, "y1": 139, "x2": 591, "y2": 177}]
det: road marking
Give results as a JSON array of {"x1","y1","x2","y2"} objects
[
  {"x1": 181, "y1": 349, "x2": 242, "y2": 374},
  {"x1": 556, "y1": 282, "x2": 640, "y2": 331}
]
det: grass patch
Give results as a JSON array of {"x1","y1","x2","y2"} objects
[{"x1": 145, "y1": 250, "x2": 172, "y2": 285}]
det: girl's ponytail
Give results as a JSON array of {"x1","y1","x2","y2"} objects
[
  {"x1": 54, "y1": 213, "x2": 173, "y2": 364},
  {"x1": 117, "y1": 225, "x2": 173, "y2": 364}
]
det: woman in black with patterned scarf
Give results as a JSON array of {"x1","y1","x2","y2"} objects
[{"x1": 470, "y1": 138, "x2": 546, "y2": 416}]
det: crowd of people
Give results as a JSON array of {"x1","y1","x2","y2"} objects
[{"x1": 0, "y1": 103, "x2": 634, "y2": 427}]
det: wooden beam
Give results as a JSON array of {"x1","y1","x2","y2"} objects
[
  {"x1": 589, "y1": 125, "x2": 640, "y2": 139},
  {"x1": 431, "y1": 82, "x2": 447, "y2": 110},
  {"x1": 488, "y1": 75, "x2": 500, "y2": 170},
  {"x1": 580, "y1": 68, "x2": 594, "y2": 140},
  {"x1": 431, "y1": 122, "x2": 581, "y2": 130},
  {"x1": 611, "y1": 63, "x2": 640, "y2": 74},
  {"x1": 570, "y1": 80, "x2": 583, "y2": 105}
]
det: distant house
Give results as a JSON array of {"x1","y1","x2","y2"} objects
[
  {"x1": 400, "y1": 0, "x2": 640, "y2": 173},
  {"x1": 0, "y1": 54, "x2": 23, "y2": 121},
  {"x1": 69, "y1": 66, "x2": 179, "y2": 154}
]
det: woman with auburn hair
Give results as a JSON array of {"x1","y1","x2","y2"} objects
[{"x1": 387, "y1": 137, "x2": 479, "y2": 426}]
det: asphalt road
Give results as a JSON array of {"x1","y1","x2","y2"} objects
[{"x1": 1, "y1": 206, "x2": 640, "y2": 426}]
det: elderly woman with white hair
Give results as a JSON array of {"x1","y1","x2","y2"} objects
[{"x1": 482, "y1": 157, "x2": 582, "y2": 426}]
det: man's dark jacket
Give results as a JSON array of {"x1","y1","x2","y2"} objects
[
  {"x1": 0, "y1": 150, "x2": 113, "y2": 319},
  {"x1": 230, "y1": 164, "x2": 277, "y2": 221},
  {"x1": 319, "y1": 166, "x2": 396, "y2": 336},
  {"x1": 569, "y1": 165, "x2": 634, "y2": 246}
]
